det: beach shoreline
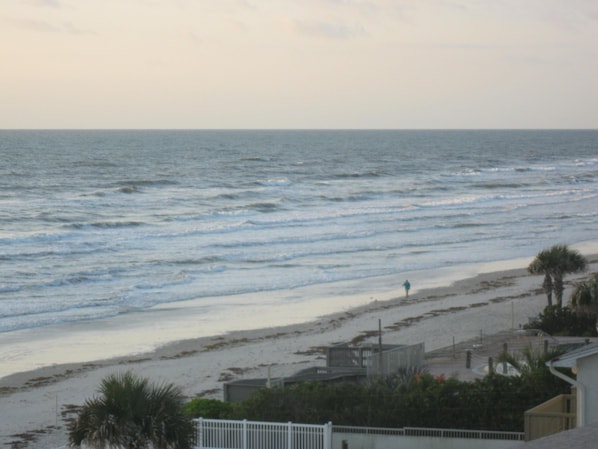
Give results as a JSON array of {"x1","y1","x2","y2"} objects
[
  {"x1": 0, "y1": 264, "x2": 537, "y2": 391},
  {"x1": 2, "y1": 254, "x2": 597, "y2": 449},
  {"x1": 0, "y1": 253, "x2": 551, "y2": 381}
]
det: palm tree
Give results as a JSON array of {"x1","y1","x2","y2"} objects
[
  {"x1": 496, "y1": 345, "x2": 563, "y2": 376},
  {"x1": 571, "y1": 273, "x2": 598, "y2": 317},
  {"x1": 528, "y1": 244, "x2": 588, "y2": 307},
  {"x1": 68, "y1": 371, "x2": 194, "y2": 449}
]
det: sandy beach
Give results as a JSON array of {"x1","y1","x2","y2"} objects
[{"x1": 1, "y1": 255, "x2": 597, "y2": 449}]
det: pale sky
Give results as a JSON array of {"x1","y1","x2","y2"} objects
[{"x1": 2, "y1": 0, "x2": 597, "y2": 129}]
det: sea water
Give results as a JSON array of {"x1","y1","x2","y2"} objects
[{"x1": 1, "y1": 130, "x2": 597, "y2": 376}]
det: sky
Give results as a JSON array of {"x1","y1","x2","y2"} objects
[{"x1": 1, "y1": 0, "x2": 597, "y2": 129}]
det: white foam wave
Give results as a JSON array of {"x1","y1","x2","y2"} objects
[{"x1": 1, "y1": 130, "x2": 597, "y2": 340}]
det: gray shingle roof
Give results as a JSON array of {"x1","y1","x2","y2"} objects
[{"x1": 548, "y1": 342, "x2": 598, "y2": 368}]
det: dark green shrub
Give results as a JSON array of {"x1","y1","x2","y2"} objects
[
  {"x1": 525, "y1": 305, "x2": 597, "y2": 336},
  {"x1": 183, "y1": 398, "x2": 234, "y2": 419},
  {"x1": 233, "y1": 362, "x2": 571, "y2": 432}
]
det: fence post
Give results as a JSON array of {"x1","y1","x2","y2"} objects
[
  {"x1": 243, "y1": 419, "x2": 247, "y2": 449},
  {"x1": 196, "y1": 418, "x2": 203, "y2": 449},
  {"x1": 327, "y1": 422, "x2": 333, "y2": 449},
  {"x1": 288, "y1": 421, "x2": 292, "y2": 449}
]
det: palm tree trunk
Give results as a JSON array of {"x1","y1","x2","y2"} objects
[
  {"x1": 542, "y1": 274, "x2": 553, "y2": 307},
  {"x1": 554, "y1": 275, "x2": 564, "y2": 308}
]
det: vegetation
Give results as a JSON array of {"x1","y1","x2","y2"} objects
[
  {"x1": 228, "y1": 361, "x2": 570, "y2": 432},
  {"x1": 183, "y1": 397, "x2": 234, "y2": 419},
  {"x1": 523, "y1": 266, "x2": 598, "y2": 337},
  {"x1": 496, "y1": 345, "x2": 550, "y2": 375},
  {"x1": 68, "y1": 371, "x2": 194, "y2": 449},
  {"x1": 571, "y1": 273, "x2": 598, "y2": 320},
  {"x1": 528, "y1": 244, "x2": 588, "y2": 307},
  {"x1": 525, "y1": 305, "x2": 598, "y2": 337}
]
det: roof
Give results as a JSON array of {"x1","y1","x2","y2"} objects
[
  {"x1": 225, "y1": 366, "x2": 368, "y2": 388},
  {"x1": 547, "y1": 342, "x2": 598, "y2": 369},
  {"x1": 508, "y1": 422, "x2": 598, "y2": 449}
]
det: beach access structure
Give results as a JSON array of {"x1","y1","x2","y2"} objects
[
  {"x1": 193, "y1": 418, "x2": 524, "y2": 449},
  {"x1": 330, "y1": 342, "x2": 426, "y2": 377},
  {"x1": 224, "y1": 342, "x2": 425, "y2": 403}
]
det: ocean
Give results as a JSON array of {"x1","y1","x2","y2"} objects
[{"x1": 1, "y1": 130, "x2": 597, "y2": 376}]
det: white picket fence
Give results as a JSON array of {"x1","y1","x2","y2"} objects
[
  {"x1": 193, "y1": 418, "x2": 332, "y2": 449},
  {"x1": 193, "y1": 419, "x2": 525, "y2": 449}
]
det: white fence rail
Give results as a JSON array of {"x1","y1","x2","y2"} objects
[
  {"x1": 333, "y1": 425, "x2": 524, "y2": 440},
  {"x1": 333, "y1": 426, "x2": 524, "y2": 449},
  {"x1": 193, "y1": 418, "x2": 332, "y2": 449}
]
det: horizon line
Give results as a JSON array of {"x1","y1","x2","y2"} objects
[{"x1": 2, "y1": 128, "x2": 597, "y2": 132}]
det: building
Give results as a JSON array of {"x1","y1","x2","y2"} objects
[
  {"x1": 223, "y1": 342, "x2": 425, "y2": 403},
  {"x1": 546, "y1": 342, "x2": 598, "y2": 427},
  {"x1": 524, "y1": 341, "x2": 598, "y2": 441}
]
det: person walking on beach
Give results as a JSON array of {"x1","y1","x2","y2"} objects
[{"x1": 403, "y1": 279, "x2": 411, "y2": 297}]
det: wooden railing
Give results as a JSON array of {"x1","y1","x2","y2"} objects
[{"x1": 524, "y1": 394, "x2": 576, "y2": 441}]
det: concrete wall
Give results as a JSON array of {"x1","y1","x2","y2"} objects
[{"x1": 332, "y1": 433, "x2": 522, "y2": 449}]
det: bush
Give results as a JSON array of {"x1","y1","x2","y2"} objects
[
  {"x1": 183, "y1": 398, "x2": 234, "y2": 419},
  {"x1": 525, "y1": 305, "x2": 597, "y2": 336},
  {"x1": 233, "y1": 365, "x2": 570, "y2": 432}
]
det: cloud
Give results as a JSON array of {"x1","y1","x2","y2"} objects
[
  {"x1": 290, "y1": 19, "x2": 367, "y2": 39},
  {"x1": 191, "y1": 0, "x2": 256, "y2": 13},
  {"x1": 63, "y1": 21, "x2": 97, "y2": 35},
  {"x1": 184, "y1": 30, "x2": 203, "y2": 45},
  {"x1": 12, "y1": 18, "x2": 62, "y2": 33},
  {"x1": 9, "y1": 18, "x2": 96, "y2": 35},
  {"x1": 22, "y1": 0, "x2": 62, "y2": 8}
]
